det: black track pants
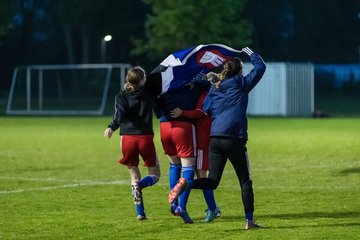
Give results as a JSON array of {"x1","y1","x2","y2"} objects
[{"x1": 192, "y1": 137, "x2": 254, "y2": 213}]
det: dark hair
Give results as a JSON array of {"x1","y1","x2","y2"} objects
[
  {"x1": 124, "y1": 66, "x2": 146, "y2": 92},
  {"x1": 218, "y1": 57, "x2": 243, "y2": 81}
]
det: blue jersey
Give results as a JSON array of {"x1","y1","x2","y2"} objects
[
  {"x1": 157, "y1": 81, "x2": 210, "y2": 122},
  {"x1": 203, "y1": 52, "x2": 266, "y2": 139}
]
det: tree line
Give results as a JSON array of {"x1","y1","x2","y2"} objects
[{"x1": 0, "y1": 0, "x2": 359, "y2": 93}]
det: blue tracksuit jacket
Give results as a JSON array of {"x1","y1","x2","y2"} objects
[{"x1": 203, "y1": 52, "x2": 266, "y2": 139}]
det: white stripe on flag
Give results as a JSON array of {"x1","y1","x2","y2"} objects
[{"x1": 161, "y1": 67, "x2": 175, "y2": 94}]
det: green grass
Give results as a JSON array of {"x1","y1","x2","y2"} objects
[{"x1": 0, "y1": 117, "x2": 359, "y2": 240}]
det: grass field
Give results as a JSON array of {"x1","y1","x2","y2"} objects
[{"x1": 0, "y1": 117, "x2": 359, "y2": 240}]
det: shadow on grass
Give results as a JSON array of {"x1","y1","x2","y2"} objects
[
  {"x1": 337, "y1": 167, "x2": 360, "y2": 175},
  {"x1": 218, "y1": 212, "x2": 360, "y2": 231},
  {"x1": 235, "y1": 222, "x2": 360, "y2": 230},
  {"x1": 222, "y1": 222, "x2": 360, "y2": 232},
  {"x1": 213, "y1": 211, "x2": 360, "y2": 223},
  {"x1": 258, "y1": 211, "x2": 360, "y2": 219},
  {"x1": 264, "y1": 222, "x2": 360, "y2": 229}
]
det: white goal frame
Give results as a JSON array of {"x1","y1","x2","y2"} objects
[{"x1": 6, "y1": 63, "x2": 131, "y2": 115}]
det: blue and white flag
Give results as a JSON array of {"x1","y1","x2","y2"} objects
[{"x1": 147, "y1": 44, "x2": 243, "y2": 97}]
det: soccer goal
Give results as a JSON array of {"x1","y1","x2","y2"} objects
[{"x1": 6, "y1": 63, "x2": 131, "y2": 115}]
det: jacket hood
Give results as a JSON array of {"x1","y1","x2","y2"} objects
[{"x1": 122, "y1": 86, "x2": 145, "y2": 99}]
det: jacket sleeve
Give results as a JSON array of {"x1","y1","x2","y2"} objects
[
  {"x1": 151, "y1": 99, "x2": 162, "y2": 119},
  {"x1": 107, "y1": 94, "x2": 128, "y2": 131},
  {"x1": 201, "y1": 88, "x2": 213, "y2": 114},
  {"x1": 181, "y1": 109, "x2": 206, "y2": 119},
  {"x1": 243, "y1": 52, "x2": 266, "y2": 92}
]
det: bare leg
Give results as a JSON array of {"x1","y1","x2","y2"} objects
[
  {"x1": 196, "y1": 169, "x2": 208, "y2": 178},
  {"x1": 181, "y1": 157, "x2": 195, "y2": 167},
  {"x1": 168, "y1": 155, "x2": 181, "y2": 164},
  {"x1": 128, "y1": 166, "x2": 141, "y2": 184},
  {"x1": 147, "y1": 165, "x2": 161, "y2": 181}
]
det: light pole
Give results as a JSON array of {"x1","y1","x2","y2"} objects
[{"x1": 101, "y1": 35, "x2": 112, "y2": 63}]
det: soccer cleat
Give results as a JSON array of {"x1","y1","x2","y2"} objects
[
  {"x1": 204, "y1": 206, "x2": 221, "y2": 222},
  {"x1": 168, "y1": 177, "x2": 188, "y2": 203},
  {"x1": 174, "y1": 206, "x2": 194, "y2": 224},
  {"x1": 245, "y1": 219, "x2": 262, "y2": 230},
  {"x1": 136, "y1": 215, "x2": 147, "y2": 221},
  {"x1": 215, "y1": 207, "x2": 221, "y2": 218},
  {"x1": 170, "y1": 203, "x2": 178, "y2": 216},
  {"x1": 131, "y1": 181, "x2": 142, "y2": 205}
]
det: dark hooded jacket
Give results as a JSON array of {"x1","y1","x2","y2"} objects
[{"x1": 108, "y1": 86, "x2": 161, "y2": 135}]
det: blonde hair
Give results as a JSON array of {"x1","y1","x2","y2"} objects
[
  {"x1": 206, "y1": 72, "x2": 221, "y2": 89},
  {"x1": 123, "y1": 66, "x2": 146, "y2": 92}
]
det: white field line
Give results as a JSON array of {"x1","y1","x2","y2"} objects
[
  {"x1": 0, "y1": 177, "x2": 128, "y2": 195},
  {"x1": 0, "y1": 176, "x2": 115, "y2": 183},
  {"x1": 0, "y1": 176, "x2": 359, "y2": 195}
]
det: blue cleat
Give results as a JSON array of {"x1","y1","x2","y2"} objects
[
  {"x1": 175, "y1": 206, "x2": 194, "y2": 224},
  {"x1": 170, "y1": 203, "x2": 178, "y2": 216},
  {"x1": 136, "y1": 215, "x2": 147, "y2": 221},
  {"x1": 204, "y1": 206, "x2": 221, "y2": 222}
]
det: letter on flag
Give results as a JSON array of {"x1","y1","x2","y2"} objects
[{"x1": 146, "y1": 44, "x2": 243, "y2": 97}]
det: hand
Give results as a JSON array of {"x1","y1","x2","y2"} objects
[
  {"x1": 185, "y1": 82, "x2": 195, "y2": 90},
  {"x1": 170, "y1": 108, "x2": 183, "y2": 118},
  {"x1": 241, "y1": 47, "x2": 254, "y2": 56},
  {"x1": 104, "y1": 128, "x2": 113, "y2": 139}
]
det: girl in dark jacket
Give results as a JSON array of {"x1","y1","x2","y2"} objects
[{"x1": 104, "y1": 66, "x2": 161, "y2": 221}]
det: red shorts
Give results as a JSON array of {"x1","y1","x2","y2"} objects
[
  {"x1": 196, "y1": 148, "x2": 209, "y2": 170},
  {"x1": 118, "y1": 135, "x2": 158, "y2": 167},
  {"x1": 196, "y1": 119, "x2": 210, "y2": 171},
  {"x1": 160, "y1": 121, "x2": 196, "y2": 158}
]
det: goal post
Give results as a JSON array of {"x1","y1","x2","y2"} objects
[{"x1": 6, "y1": 63, "x2": 131, "y2": 115}]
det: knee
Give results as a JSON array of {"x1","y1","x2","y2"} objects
[
  {"x1": 208, "y1": 177, "x2": 220, "y2": 190},
  {"x1": 196, "y1": 169, "x2": 207, "y2": 178},
  {"x1": 241, "y1": 179, "x2": 253, "y2": 191}
]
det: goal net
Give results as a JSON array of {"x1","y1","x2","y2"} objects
[{"x1": 6, "y1": 64, "x2": 131, "y2": 115}]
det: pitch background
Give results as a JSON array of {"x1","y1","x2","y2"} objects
[{"x1": 0, "y1": 117, "x2": 359, "y2": 239}]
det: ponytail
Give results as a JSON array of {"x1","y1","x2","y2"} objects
[
  {"x1": 218, "y1": 57, "x2": 243, "y2": 81},
  {"x1": 123, "y1": 66, "x2": 146, "y2": 92},
  {"x1": 206, "y1": 72, "x2": 221, "y2": 89}
]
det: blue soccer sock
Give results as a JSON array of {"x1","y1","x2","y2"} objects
[
  {"x1": 169, "y1": 163, "x2": 182, "y2": 188},
  {"x1": 169, "y1": 163, "x2": 181, "y2": 205},
  {"x1": 139, "y1": 175, "x2": 158, "y2": 189},
  {"x1": 245, "y1": 212, "x2": 253, "y2": 221},
  {"x1": 135, "y1": 201, "x2": 145, "y2": 216},
  {"x1": 179, "y1": 166, "x2": 195, "y2": 210},
  {"x1": 202, "y1": 189, "x2": 217, "y2": 211}
]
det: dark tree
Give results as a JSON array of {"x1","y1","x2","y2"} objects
[{"x1": 132, "y1": 0, "x2": 251, "y2": 61}]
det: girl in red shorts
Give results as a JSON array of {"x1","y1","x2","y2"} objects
[
  {"x1": 157, "y1": 84, "x2": 207, "y2": 223},
  {"x1": 104, "y1": 66, "x2": 161, "y2": 221},
  {"x1": 170, "y1": 87, "x2": 221, "y2": 222}
]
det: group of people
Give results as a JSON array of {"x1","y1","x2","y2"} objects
[{"x1": 103, "y1": 47, "x2": 266, "y2": 230}]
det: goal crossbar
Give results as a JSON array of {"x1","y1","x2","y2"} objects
[{"x1": 6, "y1": 63, "x2": 131, "y2": 115}]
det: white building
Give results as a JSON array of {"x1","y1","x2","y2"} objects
[{"x1": 245, "y1": 62, "x2": 314, "y2": 117}]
